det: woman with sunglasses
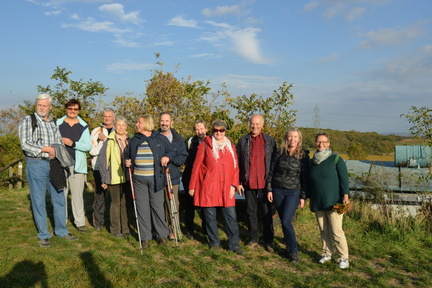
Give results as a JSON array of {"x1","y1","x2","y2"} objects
[{"x1": 189, "y1": 120, "x2": 245, "y2": 255}]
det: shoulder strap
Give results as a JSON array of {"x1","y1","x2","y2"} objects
[
  {"x1": 30, "y1": 113, "x2": 38, "y2": 134},
  {"x1": 334, "y1": 154, "x2": 340, "y2": 167}
]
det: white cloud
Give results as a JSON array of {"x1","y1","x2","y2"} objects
[
  {"x1": 189, "y1": 53, "x2": 222, "y2": 59},
  {"x1": 113, "y1": 37, "x2": 140, "y2": 47},
  {"x1": 44, "y1": 9, "x2": 62, "y2": 16},
  {"x1": 167, "y1": 15, "x2": 199, "y2": 28},
  {"x1": 303, "y1": 1, "x2": 319, "y2": 12},
  {"x1": 99, "y1": 3, "x2": 141, "y2": 24},
  {"x1": 62, "y1": 17, "x2": 130, "y2": 33},
  {"x1": 106, "y1": 61, "x2": 155, "y2": 73},
  {"x1": 202, "y1": 22, "x2": 270, "y2": 64},
  {"x1": 358, "y1": 23, "x2": 426, "y2": 49},
  {"x1": 148, "y1": 41, "x2": 175, "y2": 47},
  {"x1": 320, "y1": 54, "x2": 340, "y2": 62},
  {"x1": 202, "y1": 5, "x2": 241, "y2": 17},
  {"x1": 345, "y1": 7, "x2": 365, "y2": 21}
]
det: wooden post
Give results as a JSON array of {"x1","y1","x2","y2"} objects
[
  {"x1": 17, "y1": 161, "x2": 23, "y2": 189},
  {"x1": 9, "y1": 166, "x2": 13, "y2": 191}
]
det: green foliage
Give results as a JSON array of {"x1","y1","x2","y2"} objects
[
  {"x1": 347, "y1": 141, "x2": 368, "y2": 160},
  {"x1": 401, "y1": 106, "x2": 432, "y2": 147},
  {"x1": 0, "y1": 134, "x2": 22, "y2": 167},
  {"x1": 226, "y1": 82, "x2": 296, "y2": 144},
  {"x1": 0, "y1": 106, "x2": 25, "y2": 136},
  {"x1": 20, "y1": 67, "x2": 109, "y2": 128}
]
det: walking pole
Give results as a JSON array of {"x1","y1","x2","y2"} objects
[
  {"x1": 165, "y1": 167, "x2": 183, "y2": 247},
  {"x1": 128, "y1": 167, "x2": 143, "y2": 254}
]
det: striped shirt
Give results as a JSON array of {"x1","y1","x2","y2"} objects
[
  {"x1": 134, "y1": 141, "x2": 154, "y2": 181},
  {"x1": 19, "y1": 113, "x2": 63, "y2": 158}
]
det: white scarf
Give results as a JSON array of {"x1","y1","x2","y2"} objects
[
  {"x1": 313, "y1": 148, "x2": 332, "y2": 164},
  {"x1": 211, "y1": 136, "x2": 237, "y2": 168}
]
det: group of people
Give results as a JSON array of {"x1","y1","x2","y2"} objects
[{"x1": 19, "y1": 93, "x2": 351, "y2": 269}]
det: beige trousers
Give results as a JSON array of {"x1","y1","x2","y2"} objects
[{"x1": 315, "y1": 210, "x2": 349, "y2": 260}]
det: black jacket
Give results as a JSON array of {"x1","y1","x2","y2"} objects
[
  {"x1": 237, "y1": 133, "x2": 277, "y2": 186},
  {"x1": 158, "y1": 128, "x2": 188, "y2": 185},
  {"x1": 181, "y1": 135, "x2": 206, "y2": 189},
  {"x1": 266, "y1": 148, "x2": 309, "y2": 199}
]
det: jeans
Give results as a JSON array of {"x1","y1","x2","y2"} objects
[
  {"x1": 26, "y1": 157, "x2": 69, "y2": 239},
  {"x1": 202, "y1": 206, "x2": 240, "y2": 251},
  {"x1": 244, "y1": 188, "x2": 274, "y2": 244},
  {"x1": 272, "y1": 188, "x2": 300, "y2": 253}
]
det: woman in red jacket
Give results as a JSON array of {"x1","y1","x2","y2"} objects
[{"x1": 189, "y1": 120, "x2": 245, "y2": 255}]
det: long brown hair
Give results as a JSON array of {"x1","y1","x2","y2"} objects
[{"x1": 279, "y1": 127, "x2": 305, "y2": 159}]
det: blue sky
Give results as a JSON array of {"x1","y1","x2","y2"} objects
[{"x1": 1, "y1": 0, "x2": 431, "y2": 134}]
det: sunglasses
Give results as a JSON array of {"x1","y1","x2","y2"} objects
[
  {"x1": 67, "y1": 107, "x2": 79, "y2": 112},
  {"x1": 213, "y1": 128, "x2": 226, "y2": 133}
]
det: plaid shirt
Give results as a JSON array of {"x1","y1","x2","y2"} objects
[
  {"x1": 19, "y1": 113, "x2": 63, "y2": 158},
  {"x1": 247, "y1": 133, "x2": 266, "y2": 189}
]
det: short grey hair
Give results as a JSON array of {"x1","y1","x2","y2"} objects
[
  {"x1": 114, "y1": 116, "x2": 127, "y2": 126},
  {"x1": 36, "y1": 93, "x2": 52, "y2": 104},
  {"x1": 103, "y1": 108, "x2": 115, "y2": 115},
  {"x1": 249, "y1": 114, "x2": 264, "y2": 125},
  {"x1": 212, "y1": 119, "x2": 227, "y2": 129}
]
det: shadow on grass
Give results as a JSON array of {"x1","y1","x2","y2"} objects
[
  {"x1": 80, "y1": 251, "x2": 112, "y2": 288},
  {"x1": 0, "y1": 260, "x2": 48, "y2": 288}
]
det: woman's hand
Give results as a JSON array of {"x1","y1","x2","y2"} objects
[
  {"x1": 299, "y1": 199, "x2": 305, "y2": 208},
  {"x1": 101, "y1": 183, "x2": 108, "y2": 190},
  {"x1": 343, "y1": 194, "x2": 350, "y2": 204},
  {"x1": 267, "y1": 192, "x2": 273, "y2": 203},
  {"x1": 229, "y1": 186, "x2": 235, "y2": 199},
  {"x1": 125, "y1": 159, "x2": 131, "y2": 168},
  {"x1": 189, "y1": 190, "x2": 195, "y2": 197}
]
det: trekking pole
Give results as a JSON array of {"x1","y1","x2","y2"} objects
[
  {"x1": 165, "y1": 167, "x2": 183, "y2": 247},
  {"x1": 128, "y1": 167, "x2": 143, "y2": 254}
]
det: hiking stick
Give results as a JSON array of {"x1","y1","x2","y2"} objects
[
  {"x1": 165, "y1": 167, "x2": 183, "y2": 247},
  {"x1": 128, "y1": 167, "x2": 143, "y2": 254}
]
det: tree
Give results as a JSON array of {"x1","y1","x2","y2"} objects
[
  {"x1": 347, "y1": 141, "x2": 367, "y2": 160},
  {"x1": 401, "y1": 106, "x2": 432, "y2": 147},
  {"x1": 20, "y1": 67, "x2": 109, "y2": 128},
  {"x1": 0, "y1": 106, "x2": 25, "y2": 135},
  {"x1": 226, "y1": 82, "x2": 297, "y2": 143}
]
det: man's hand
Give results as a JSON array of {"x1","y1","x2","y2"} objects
[
  {"x1": 98, "y1": 133, "x2": 107, "y2": 141},
  {"x1": 125, "y1": 159, "x2": 131, "y2": 168},
  {"x1": 42, "y1": 146, "x2": 56, "y2": 158},
  {"x1": 160, "y1": 156, "x2": 169, "y2": 167},
  {"x1": 237, "y1": 184, "x2": 244, "y2": 196},
  {"x1": 267, "y1": 192, "x2": 273, "y2": 203},
  {"x1": 189, "y1": 190, "x2": 195, "y2": 197},
  {"x1": 299, "y1": 199, "x2": 305, "y2": 208}
]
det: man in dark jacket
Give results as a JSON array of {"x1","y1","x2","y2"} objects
[
  {"x1": 159, "y1": 112, "x2": 188, "y2": 240},
  {"x1": 237, "y1": 114, "x2": 277, "y2": 252},
  {"x1": 181, "y1": 119, "x2": 208, "y2": 240}
]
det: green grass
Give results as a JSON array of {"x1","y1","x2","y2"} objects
[{"x1": 0, "y1": 187, "x2": 431, "y2": 288}]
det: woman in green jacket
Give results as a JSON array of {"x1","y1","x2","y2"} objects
[
  {"x1": 99, "y1": 117, "x2": 130, "y2": 237},
  {"x1": 308, "y1": 132, "x2": 350, "y2": 269}
]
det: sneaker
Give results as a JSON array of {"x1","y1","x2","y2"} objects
[
  {"x1": 77, "y1": 226, "x2": 87, "y2": 232},
  {"x1": 39, "y1": 238, "x2": 51, "y2": 247},
  {"x1": 158, "y1": 237, "x2": 169, "y2": 246},
  {"x1": 289, "y1": 252, "x2": 299, "y2": 263},
  {"x1": 63, "y1": 233, "x2": 78, "y2": 241},
  {"x1": 247, "y1": 242, "x2": 258, "y2": 249},
  {"x1": 265, "y1": 243, "x2": 274, "y2": 253},
  {"x1": 233, "y1": 248, "x2": 246, "y2": 256},
  {"x1": 339, "y1": 258, "x2": 349, "y2": 269},
  {"x1": 319, "y1": 255, "x2": 332, "y2": 264},
  {"x1": 141, "y1": 240, "x2": 151, "y2": 249},
  {"x1": 112, "y1": 233, "x2": 124, "y2": 238}
]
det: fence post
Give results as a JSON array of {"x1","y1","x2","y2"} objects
[
  {"x1": 9, "y1": 166, "x2": 13, "y2": 191},
  {"x1": 18, "y1": 161, "x2": 23, "y2": 189}
]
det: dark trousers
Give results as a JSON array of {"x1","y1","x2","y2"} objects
[
  {"x1": 92, "y1": 170, "x2": 107, "y2": 227},
  {"x1": 244, "y1": 187, "x2": 274, "y2": 244},
  {"x1": 202, "y1": 206, "x2": 240, "y2": 251},
  {"x1": 272, "y1": 188, "x2": 300, "y2": 253},
  {"x1": 184, "y1": 191, "x2": 206, "y2": 235},
  {"x1": 108, "y1": 183, "x2": 130, "y2": 235}
]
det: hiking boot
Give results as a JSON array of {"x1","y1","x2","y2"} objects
[
  {"x1": 247, "y1": 242, "x2": 258, "y2": 249},
  {"x1": 39, "y1": 238, "x2": 51, "y2": 247},
  {"x1": 210, "y1": 245, "x2": 219, "y2": 251},
  {"x1": 289, "y1": 252, "x2": 299, "y2": 263},
  {"x1": 185, "y1": 232, "x2": 195, "y2": 240},
  {"x1": 63, "y1": 233, "x2": 78, "y2": 241},
  {"x1": 112, "y1": 233, "x2": 124, "y2": 238},
  {"x1": 77, "y1": 226, "x2": 87, "y2": 232},
  {"x1": 158, "y1": 237, "x2": 169, "y2": 246},
  {"x1": 141, "y1": 240, "x2": 151, "y2": 249},
  {"x1": 338, "y1": 258, "x2": 349, "y2": 269},
  {"x1": 94, "y1": 224, "x2": 102, "y2": 231},
  {"x1": 265, "y1": 243, "x2": 274, "y2": 253},
  {"x1": 168, "y1": 233, "x2": 176, "y2": 241},
  {"x1": 233, "y1": 248, "x2": 246, "y2": 256},
  {"x1": 319, "y1": 255, "x2": 332, "y2": 264}
]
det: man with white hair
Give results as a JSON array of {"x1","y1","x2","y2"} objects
[{"x1": 19, "y1": 94, "x2": 78, "y2": 247}]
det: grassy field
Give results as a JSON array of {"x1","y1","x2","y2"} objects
[{"x1": 0, "y1": 187, "x2": 431, "y2": 288}]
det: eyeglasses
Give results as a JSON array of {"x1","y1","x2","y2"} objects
[
  {"x1": 213, "y1": 128, "x2": 226, "y2": 133},
  {"x1": 316, "y1": 141, "x2": 329, "y2": 144},
  {"x1": 67, "y1": 107, "x2": 79, "y2": 112}
]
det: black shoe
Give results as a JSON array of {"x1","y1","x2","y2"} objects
[
  {"x1": 39, "y1": 238, "x2": 51, "y2": 247},
  {"x1": 141, "y1": 240, "x2": 151, "y2": 249},
  {"x1": 289, "y1": 252, "x2": 299, "y2": 263},
  {"x1": 210, "y1": 245, "x2": 219, "y2": 251},
  {"x1": 112, "y1": 233, "x2": 124, "y2": 238},
  {"x1": 63, "y1": 233, "x2": 78, "y2": 241},
  {"x1": 94, "y1": 224, "x2": 102, "y2": 231},
  {"x1": 185, "y1": 232, "x2": 195, "y2": 240},
  {"x1": 265, "y1": 243, "x2": 274, "y2": 253}
]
